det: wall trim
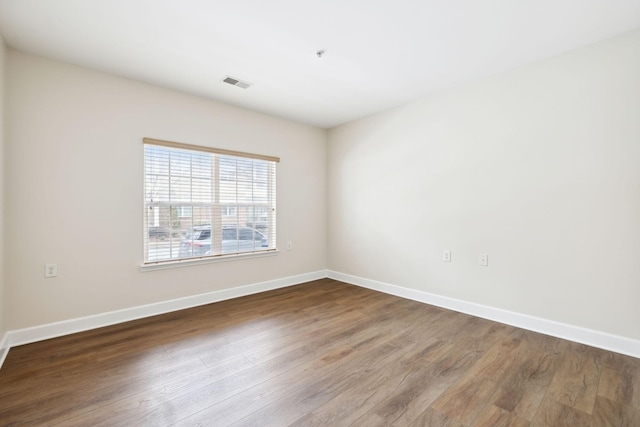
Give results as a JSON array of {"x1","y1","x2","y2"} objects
[
  {"x1": 327, "y1": 270, "x2": 640, "y2": 359},
  {"x1": 3, "y1": 268, "x2": 638, "y2": 371},
  {"x1": 4, "y1": 270, "x2": 327, "y2": 354},
  {"x1": 0, "y1": 332, "x2": 9, "y2": 368}
]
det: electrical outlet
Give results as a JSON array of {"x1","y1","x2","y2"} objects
[
  {"x1": 479, "y1": 254, "x2": 488, "y2": 267},
  {"x1": 443, "y1": 250, "x2": 451, "y2": 262},
  {"x1": 45, "y1": 263, "x2": 58, "y2": 278}
]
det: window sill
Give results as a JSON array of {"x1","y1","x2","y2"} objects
[{"x1": 140, "y1": 250, "x2": 280, "y2": 272}]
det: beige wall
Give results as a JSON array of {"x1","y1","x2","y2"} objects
[
  {"x1": 328, "y1": 30, "x2": 640, "y2": 341},
  {"x1": 5, "y1": 29, "x2": 640, "y2": 345},
  {"x1": 0, "y1": 35, "x2": 6, "y2": 339},
  {"x1": 6, "y1": 51, "x2": 327, "y2": 329}
]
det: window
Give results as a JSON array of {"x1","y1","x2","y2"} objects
[
  {"x1": 143, "y1": 138, "x2": 278, "y2": 264},
  {"x1": 175, "y1": 206, "x2": 192, "y2": 218},
  {"x1": 221, "y1": 206, "x2": 237, "y2": 216}
]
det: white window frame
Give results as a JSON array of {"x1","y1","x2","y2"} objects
[{"x1": 142, "y1": 138, "x2": 279, "y2": 266}]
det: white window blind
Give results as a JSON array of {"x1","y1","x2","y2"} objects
[{"x1": 143, "y1": 138, "x2": 278, "y2": 264}]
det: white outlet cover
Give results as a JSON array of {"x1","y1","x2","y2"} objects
[{"x1": 479, "y1": 254, "x2": 488, "y2": 266}]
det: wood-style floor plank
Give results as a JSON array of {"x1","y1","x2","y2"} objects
[
  {"x1": 490, "y1": 333, "x2": 562, "y2": 421},
  {"x1": 472, "y1": 404, "x2": 530, "y2": 427},
  {"x1": 530, "y1": 398, "x2": 592, "y2": 426},
  {"x1": 591, "y1": 396, "x2": 640, "y2": 427},
  {"x1": 408, "y1": 407, "x2": 464, "y2": 427},
  {"x1": 544, "y1": 341, "x2": 601, "y2": 415},
  {"x1": 0, "y1": 278, "x2": 639, "y2": 426}
]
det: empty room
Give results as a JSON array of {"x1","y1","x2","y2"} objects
[{"x1": 0, "y1": 0, "x2": 639, "y2": 426}]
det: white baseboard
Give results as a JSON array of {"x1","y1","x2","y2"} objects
[
  {"x1": 0, "y1": 332, "x2": 9, "y2": 368},
  {"x1": 327, "y1": 270, "x2": 640, "y2": 359},
  {"x1": 5, "y1": 270, "x2": 327, "y2": 352},
  {"x1": 2, "y1": 268, "x2": 637, "y2": 371}
]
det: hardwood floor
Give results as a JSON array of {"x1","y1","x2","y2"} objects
[{"x1": 1, "y1": 278, "x2": 639, "y2": 426}]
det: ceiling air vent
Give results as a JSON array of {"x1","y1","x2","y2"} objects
[{"x1": 223, "y1": 76, "x2": 252, "y2": 89}]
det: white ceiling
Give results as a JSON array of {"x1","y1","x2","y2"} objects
[{"x1": 0, "y1": 0, "x2": 639, "y2": 128}]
